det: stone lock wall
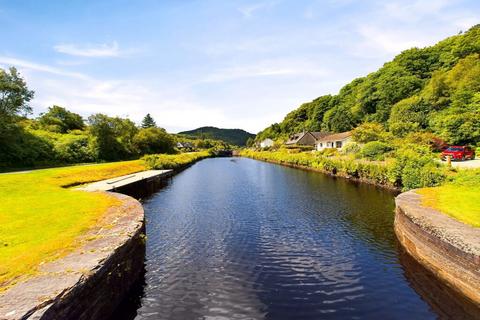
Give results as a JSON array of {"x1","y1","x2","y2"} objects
[{"x1": 395, "y1": 191, "x2": 480, "y2": 306}]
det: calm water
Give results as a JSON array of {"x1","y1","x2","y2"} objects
[{"x1": 113, "y1": 157, "x2": 475, "y2": 319}]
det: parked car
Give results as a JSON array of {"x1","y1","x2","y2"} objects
[{"x1": 440, "y1": 146, "x2": 476, "y2": 161}]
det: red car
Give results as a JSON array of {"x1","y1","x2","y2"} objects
[{"x1": 441, "y1": 146, "x2": 476, "y2": 161}]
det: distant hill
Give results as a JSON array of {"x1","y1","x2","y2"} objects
[{"x1": 178, "y1": 126, "x2": 255, "y2": 146}]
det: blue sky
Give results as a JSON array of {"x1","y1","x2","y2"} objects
[{"x1": 0, "y1": 0, "x2": 479, "y2": 133}]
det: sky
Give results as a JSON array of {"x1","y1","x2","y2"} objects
[{"x1": 0, "y1": 0, "x2": 479, "y2": 133}]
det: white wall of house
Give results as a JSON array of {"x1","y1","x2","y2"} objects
[
  {"x1": 260, "y1": 138, "x2": 274, "y2": 148},
  {"x1": 316, "y1": 137, "x2": 352, "y2": 151}
]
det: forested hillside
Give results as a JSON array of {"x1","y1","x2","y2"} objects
[
  {"x1": 179, "y1": 126, "x2": 254, "y2": 146},
  {"x1": 257, "y1": 25, "x2": 480, "y2": 145}
]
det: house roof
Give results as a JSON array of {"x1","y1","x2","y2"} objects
[
  {"x1": 316, "y1": 131, "x2": 352, "y2": 143},
  {"x1": 310, "y1": 132, "x2": 331, "y2": 139},
  {"x1": 285, "y1": 132, "x2": 307, "y2": 144},
  {"x1": 286, "y1": 131, "x2": 331, "y2": 144}
]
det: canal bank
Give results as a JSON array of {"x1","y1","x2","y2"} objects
[
  {"x1": 395, "y1": 190, "x2": 480, "y2": 307},
  {"x1": 239, "y1": 154, "x2": 400, "y2": 192},
  {"x1": 0, "y1": 170, "x2": 175, "y2": 320}
]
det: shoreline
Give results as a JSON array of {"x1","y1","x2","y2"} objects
[{"x1": 239, "y1": 155, "x2": 401, "y2": 192}]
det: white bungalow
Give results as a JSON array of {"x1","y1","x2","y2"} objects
[
  {"x1": 259, "y1": 138, "x2": 274, "y2": 148},
  {"x1": 316, "y1": 131, "x2": 353, "y2": 151}
]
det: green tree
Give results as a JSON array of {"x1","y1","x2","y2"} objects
[
  {"x1": 38, "y1": 105, "x2": 84, "y2": 133},
  {"x1": 88, "y1": 114, "x2": 138, "y2": 160},
  {"x1": 0, "y1": 67, "x2": 36, "y2": 166},
  {"x1": 133, "y1": 127, "x2": 175, "y2": 155},
  {"x1": 246, "y1": 137, "x2": 254, "y2": 147},
  {"x1": 352, "y1": 122, "x2": 390, "y2": 143},
  {"x1": 0, "y1": 67, "x2": 34, "y2": 120},
  {"x1": 141, "y1": 113, "x2": 156, "y2": 128}
]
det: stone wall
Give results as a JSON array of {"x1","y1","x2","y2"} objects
[
  {"x1": 0, "y1": 193, "x2": 145, "y2": 320},
  {"x1": 395, "y1": 191, "x2": 480, "y2": 306}
]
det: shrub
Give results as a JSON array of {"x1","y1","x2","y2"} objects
[
  {"x1": 318, "y1": 148, "x2": 339, "y2": 157},
  {"x1": 388, "y1": 145, "x2": 446, "y2": 190},
  {"x1": 360, "y1": 141, "x2": 392, "y2": 160},
  {"x1": 54, "y1": 134, "x2": 95, "y2": 163},
  {"x1": 133, "y1": 127, "x2": 175, "y2": 155},
  {"x1": 342, "y1": 142, "x2": 361, "y2": 155},
  {"x1": 142, "y1": 151, "x2": 210, "y2": 170}
]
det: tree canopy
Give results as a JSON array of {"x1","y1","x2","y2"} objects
[
  {"x1": 256, "y1": 25, "x2": 480, "y2": 146},
  {"x1": 39, "y1": 105, "x2": 85, "y2": 133}
]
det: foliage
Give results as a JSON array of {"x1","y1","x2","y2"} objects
[
  {"x1": 133, "y1": 127, "x2": 175, "y2": 155},
  {"x1": 142, "y1": 151, "x2": 211, "y2": 170},
  {"x1": 0, "y1": 126, "x2": 56, "y2": 167},
  {"x1": 360, "y1": 141, "x2": 392, "y2": 160},
  {"x1": 342, "y1": 142, "x2": 361, "y2": 155},
  {"x1": 88, "y1": 114, "x2": 138, "y2": 161},
  {"x1": 241, "y1": 149, "x2": 446, "y2": 191},
  {"x1": 352, "y1": 122, "x2": 390, "y2": 143},
  {"x1": 38, "y1": 105, "x2": 84, "y2": 133},
  {"x1": 317, "y1": 148, "x2": 339, "y2": 157},
  {"x1": 388, "y1": 145, "x2": 446, "y2": 190},
  {"x1": 255, "y1": 25, "x2": 480, "y2": 146},
  {"x1": 53, "y1": 132, "x2": 95, "y2": 163},
  {"x1": 0, "y1": 67, "x2": 34, "y2": 120},
  {"x1": 178, "y1": 126, "x2": 254, "y2": 146},
  {"x1": 141, "y1": 113, "x2": 156, "y2": 128}
]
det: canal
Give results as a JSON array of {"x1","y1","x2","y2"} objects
[{"x1": 112, "y1": 157, "x2": 471, "y2": 319}]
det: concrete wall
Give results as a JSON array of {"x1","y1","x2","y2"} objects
[{"x1": 395, "y1": 190, "x2": 480, "y2": 306}]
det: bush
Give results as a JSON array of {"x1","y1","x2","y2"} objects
[
  {"x1": 388, "y1": 145, "x2": 446, "y2": 190},
  {"x1": 54, "y1": 134, "x2": 95, "y2": 163},
  {"x1": 133, "y1": 127, "x2": 175, "y2": 155},
  {"x1": 142, "y1": 151, "x2": 211, "y2": 170},
  {"x1": 318, "y1": 148, "x2": 339, "y2": 157},
  {"x1": 342, "y1": 142, "x2": 361, "y2": 155},
  {"x1": 0, "y1": 125, "x2": 56, "y2": 167},
  {"x1": 360, "y1": 141, "x2": 392, "y2": 160}
]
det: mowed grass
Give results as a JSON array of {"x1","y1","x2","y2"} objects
[
  {"x1": 0, "y1": 160, "x2": 146, "y2": 289},
  {"x1": 418, "y1": 169, "x2": 480, "y2": 227}
]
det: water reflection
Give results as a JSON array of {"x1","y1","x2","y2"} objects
[
  {"x1": 398, "y1": 248, "x2": 480, "y2": 319},
  {"x1": 112, "y1": 158, "x2": 477, "y2": 319}
]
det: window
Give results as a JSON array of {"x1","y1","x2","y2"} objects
[{"x1": 336, "y1": 141, "x2": 342, "y2": 148}]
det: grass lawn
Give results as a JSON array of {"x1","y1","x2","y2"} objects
[
  {"x1": 418, "y1": 169, "x2": 480, "y2": 227},
  {"x1": 0, "y1": 160, "x2": 147, "y2": 289}
]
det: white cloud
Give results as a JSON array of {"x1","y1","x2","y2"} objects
[
  {"x1": 202, "y1": 60, "x2": 329, "y2": 83},
  {"x1": 54, "y1": 41, "x2": 123, "y2": 57},
  {"x1": 0, "y1": 56, "x2": 89, "y2": 79}
]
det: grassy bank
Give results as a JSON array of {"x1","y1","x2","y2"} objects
[
  {"x1": 240, "y1": 150, "x2": 446, "y2": 191},
  {"x1": 418, "y1": 169, "x2": 480, "y2": 227},
  {"x1": 0, "y1": 152, "x2": 208, "y2": 289}
]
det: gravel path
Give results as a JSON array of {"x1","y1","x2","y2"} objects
[{"x1": 440, "y1": 158, "x2": 480, "y2": 169}]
